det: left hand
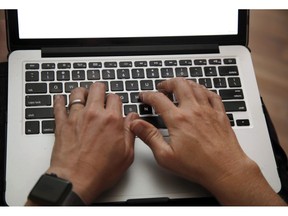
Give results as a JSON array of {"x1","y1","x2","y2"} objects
[{"x1": 46, "y1": 83, "x2": 138, "y2": 204}]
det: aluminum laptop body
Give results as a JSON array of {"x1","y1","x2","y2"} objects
[{"x1": 5, "y1": 8, "x2": 281, "y2": 205}]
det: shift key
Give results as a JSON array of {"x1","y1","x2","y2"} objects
[
  {"x1": 223, "y1": 101, "x2": 247, "y2": 112},
  {"x1": 26, "y1": 108, "x2": 54, "y2": 119}
]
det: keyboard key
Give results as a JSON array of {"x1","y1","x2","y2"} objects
[
  {"x1": 26, "y1": 83, "x2": 47, "y2": 94},
  {"x1": 223, "y1": 101, "x2": 247, "y2": 112},
  {"x1": 132, "y1": 69, "x2": 144, "y2": 78},
  {"x1": 42, "y1": 63, "x2": 55, "y2": 69},
  {"x1": 175, "y1": 67, "x2": 188, "y2": 77},
  {"x1": 227, "y1": 114, "x2": 235, "y2": 126},
  {"x1": 53, "y1": 95, "x2": 68, "y2": 105},
  {"x1": 209, "y1": 59, "x2": 221, "y2": 65},
  {"x1": 49, "y1": 83, "x2": 63, "y2": 93},
  {"x1": 25, "y1": 108, "x2": 54, "y2": 119},
  {"x1": 111, "y1": 81, "x2": 124, "y2": 91},
  {"x1": 141, "y1": 116, "x2": 166, "y2": 128},
  {"x1": 236, "y1": 119, "x2": 250, "y2": 126},
  {"x1": 213, "y1": 78, "x2": 227, "y2": 88},
  {"x1": 87, "y1": 70, "x2": 100, "y2": 80},
  {"x1": 73, "y1": 62, "x2": 87, "y2": 68},
  {"x1": 42, "y1": 120, "x2": 55, "y2": 134},
  {"x1": 119, "y1": 61, "x2": 132, "y2": 67},
  {"x1": 116, "y1": 93, "x2": 129, "y2": 103},
  {"x1": 204, "y1": 67, "x2": 217, "y2": 76},
  {"x1": 26, "y1": 95, "x2": 51, "y2": 106},
  {"x1": 189, "y1": 67, "x2": 203, "y2": 77},
  {"x1": 41, "y1": 71, "x2": 55, "y2": 81},
  {"x1": 124, "y1": 105, "x2": 138, "y2": 115},
  {"x1": 72, "y1": 70, "x2": 85, "y2": 80},
  {"x1": 25, "y1": 121, "x2": 40, "y2": 134},
  {"x1": 26, "y1": 71, "x2": 39, "y2": 81},
  {"x1": 104, "y1": 62, "x2": 117, "y2": 68},
  {"x1": 146, "y1": 68, "x2": 159, "y2": 78},
  {"x1": 102, "y1": 69, "x2": 115, "y2": 79},
  {"x1": 155, "y1": 79, "x2": 165, "y2": 90},
  {"x1": 228, "y1": 77, "x2": 242, "y2": 87},
  {"x1": 80, "y1": 82, "x2": 93, "y2": 89},
  {"x1": 135, "y1": 61, "x2": 147, "y2": 67},
  {"x1": 139, "y1": 104, "x2": 153, "y2": 115},
  {"x1": 140, "y1": 80, "x2": 153, "y2": 90},
  {"x1": 65, "y1": 82, "x2": 78, "y2": 93},
  {"x1": 149, "y1": 61, "x2": 162, "y2": 67},
  {"x1": 219, "y1": 66, "x2": 239, "y2": 76},
  {"x1": 194, "y1": 59, "x2": 207, "y2": 65},
  {"x1": 26, "y1": 63, "x2": 39, "y2": 70},
  {"x1": 117, "y1": 69, "x2": 130, "y2": 79},
  {"x1": 89, "y1": 62, "x2": 102, "y2": 68},
  {"x1": 130, "y1": 92, "x2": 141, "y2": 103},
  {"x1": 95, "y1": 81, "x2": 109, "y2": 91},
  {"x1": 161, "y1": 68, "x2": 173, "y2": 78},
  {"x1": 198, "y1": 78, "x2": 212, "y2": 88},
  {"x1": 164, "y1": 60, "x2": 177, "y2": 66},
  {"x1": 58, "y1": 63, "x2": 71, "y2": 69},
  {"x1": 57, "y1": 70, "x2": 70, "y2": 81},
  {"x1": 224, "y1": 58, "x2": 236, "y2": 64},
  {"x1": 219, "y1": 89, "x2": 244, "y2": 100},
  {"x1": 179, "y1": 60, "x2": 192, "y2": 66},
  {"x1": 126, "y1": 81, "x2": 139, "y2": 91}
]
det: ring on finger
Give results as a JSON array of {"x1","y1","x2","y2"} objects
[{"x1": 69, "y1": 99, "x2": 86, "y2": 109}]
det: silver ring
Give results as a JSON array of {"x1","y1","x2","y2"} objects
[{"x1": 69, "y1": 99, "x2": 85, "y2": 109}]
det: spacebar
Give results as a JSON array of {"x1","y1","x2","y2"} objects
[{"x1": 141, "y1": 116, "x2": 167, "y2": 129}]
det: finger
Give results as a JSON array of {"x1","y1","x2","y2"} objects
[
  {"x1": 69, "y1": 87, "x2": 88, "y2": 116},
  {"x1": 85, "y1": 82, "x2": 106, "y2": 110},
  {"x1": 124, "y1": 112, "x2": 139, "y2": 149},
  {"x1": 130, "y1": 119, "x2": 171, "y2": 165},
  {"x1": 207, "y1": 91, "x2": 226, "y2": 112},
  {"x1": 157, "y1": 78, "x2": 196, "y2": 107},
  {"x1": 53, "y1": 95, "x2": 67, "y2": 133},
  {"x1": 105, "y1": 93, "x2": 122, "y2": 115},
  {"x1": 188, "y1": 81, "x2": 210, "y2": 106}
]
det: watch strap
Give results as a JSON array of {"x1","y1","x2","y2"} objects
[{"x1": 62, "y1": 191, "x2": 86, "y2": 206}]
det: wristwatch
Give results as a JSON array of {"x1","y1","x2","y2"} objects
[{"x1": 28, "y1": 173, "x2": 85, "y2": 206}]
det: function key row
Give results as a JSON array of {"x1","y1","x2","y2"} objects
[{"x1": 25, "y1": 58, "x2": 237, "y2": 70}]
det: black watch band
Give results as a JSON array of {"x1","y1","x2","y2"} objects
[{"x1": 28, "y1": 173, "x2": 86, "y2": 206}]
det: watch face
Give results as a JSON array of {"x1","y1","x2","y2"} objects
[{"x1": 28, "y1": 174, "x2": 72, "y2": 205}]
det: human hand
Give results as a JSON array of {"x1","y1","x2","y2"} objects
[{"x1": 46, "y1": 83, "x2": 138, "y2": 204}]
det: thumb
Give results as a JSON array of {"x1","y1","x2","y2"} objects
[
  {"x1": 130, "y1": 119, "x2": 170, "y2": 164},
  {"x1": 124, "y1": 112, "x2": 139, "y2": 148}
]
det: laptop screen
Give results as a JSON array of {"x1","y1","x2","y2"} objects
[{"x1": 17, "y1": 6, "x2": 238, "y2": 39}]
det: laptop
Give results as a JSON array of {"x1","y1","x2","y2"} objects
[{"x1": 5, "y1": 7, "x2": 281, "y2": 205}]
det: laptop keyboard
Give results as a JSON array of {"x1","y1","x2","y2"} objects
[{"x1": 24, "y1": 57, "x2": 249, "y2": 135}]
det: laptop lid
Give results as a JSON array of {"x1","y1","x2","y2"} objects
[{"x1": 6, "y1": 9, "x2": 248, "y2": 54}]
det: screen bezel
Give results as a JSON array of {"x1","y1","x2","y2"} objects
[{"x1": 6, "y1": 10, "x2": 249, "y2": 52}]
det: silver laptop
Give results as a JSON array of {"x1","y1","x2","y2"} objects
[{"x1": 5, "y1": 7, "x2": 281, "y2": 205}]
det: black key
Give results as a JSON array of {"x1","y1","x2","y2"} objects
[
  {"x1": 124, "y1": 105, "x2": 138, "y2": 115},
  {"x1": 26, "y1": 83, "x2": 47, "y2": 94},
  {"x1": 141, "y1": 116, "x2": 166, "y2": 129},
  {"x1": 227, "y1": 114, "x2": 235, "y2": 126},
  {"x1": 223, "y1": 101, "x2": 247, "y2": 112},
  {"x1": 209, "y1": 59, "x2": 221, "y2": 65},
  {"x1": 72, "y1": 70, "x2": 85, "y2": 80},
  {"x1": 164, "y1": 60, "x2": 177, "y2": 66},
  {"x1": 41, "y1": 71, "x2": 55, "y2": 81},
  {"x1": 111, "y1": 81, "x2": 124, "y2": 91},
  {"x1": 219, "y1": 89, "x2": 244, "y2": 100},
  {"x1": 87, "y1": 70, "x2": 100, "y2": 80},
  {"x1": 73, "y1": 62, "x2": 87, "y2": 68},
  {"x1": 126, "y1": 81, "x2": 139, "y2": 91},
  {"x1": 194, "y1": 59, "x2": 207, "y2": 65},
  {"x1": 42, "y1": 63, "x2": 55, "y2": 69},
  {"x1": 179, "y1": 60, "x2": 192, "y2": 66},
  {"x1": 42, "y1": 120, "x2": 55, "y2": 134},
  {"x1": 26, "y1": 71, "x2": 39, "y2": 81},
  {"x1": 204, "y1": 67, "x2": 217, "y2": 76},
  {"x1": 25, "y1": 121, "x2": 40, "y2": 134},
  {"x1": 104, "y1": 62, "x2": 117, "y2": 68},
  {"x1": 213, "y1": 78, "x2": 227, "y2": 88},
  {"x1": 119, "y1": 61, "x2": 132, "y2": 67},
  {"x1": 95, "y1": 81, "x2": 109, "y2": 91},
  {"x1": 53, "y1": 95, "x2": 68, "y2": 105},
  {"x1": 146, "y1": 68, "x2": 159, "y2": 78},
  {"x1": 224, "y1": 58, "x2": 236, "y2": 64},
  {"x1": 219, "y1": 66, "x2": 239, "y2": 76},
  {"x1": 140, "y1": 80, "x2": 153, "y2": 90},
  {"x1": 139, "y1": 104, "x2": 153, "y2": 115},
  {"x1": 102, "y1": 69, "x2": 115, "y2": 79},
  {"x1": 161, "y1": 68, "x2": 173, "y2": 78},
  {"x1": 149, "y1": 61, "x2": 162, "y2": 67},
  {"x1": 130, "y1": 92, "x2": 141, "y2": 103},
  {"x1": 228, "y1": 77, "x2": 242, "y2": 87},
  {"x1": 132, "y1": 69, "x2": 144, "y2": 78},
  {"x1": 155, "y1": 80, "x2": 165, "y2": 90},
  {"x1": 116, "y1": 93, "x2": 129, "y2": 103},
  {"x1": 198, "y1": 78, "x2": 212, "y2": 88},
  {"x1": 49, "y1": 83, "x2": 63, "y2": 93},
  {"x1": 236, "y1": 119, "x2": 250, "y2": 126},
  {"x1": 58, "y1": 63, "x2": 71, "y2": 69},
  {"x1": 26, "y1": 63, "x2": 39, "y2": 70},
  {"x1": 26, "y1": 95, "x2": 51, "y2": 106},
  {"x1": 135, "y1": 61, "x2": 147, "y2": 67},
  {"x1": 80, "y1": 82, "x2": 93, "y2": 89},
  {"x1": 25, "y1": 108, "x2": 54, "y2": 119},
  {"x1": 89, "y1": 62, "x2": 102, "y2": 68},
  {"x1": 65, "y1": 82, "x2": 78, "y2": 93},
  {"x1": 189, "y1": 67, "x2": 203, "y2": 77},
  {"x1": 117, "y1": 69, "x2": 130, "y2": 79},
  {"x1": 175, "y1": 67, "x2": 188, "y2": 77},
  {"x1": 57, "y1": 70, "x2": 70, "y2": 81}
]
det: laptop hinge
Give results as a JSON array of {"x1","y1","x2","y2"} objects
[{"x1": 41, "y1": 44, "x2": 219, "y2": 58}]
